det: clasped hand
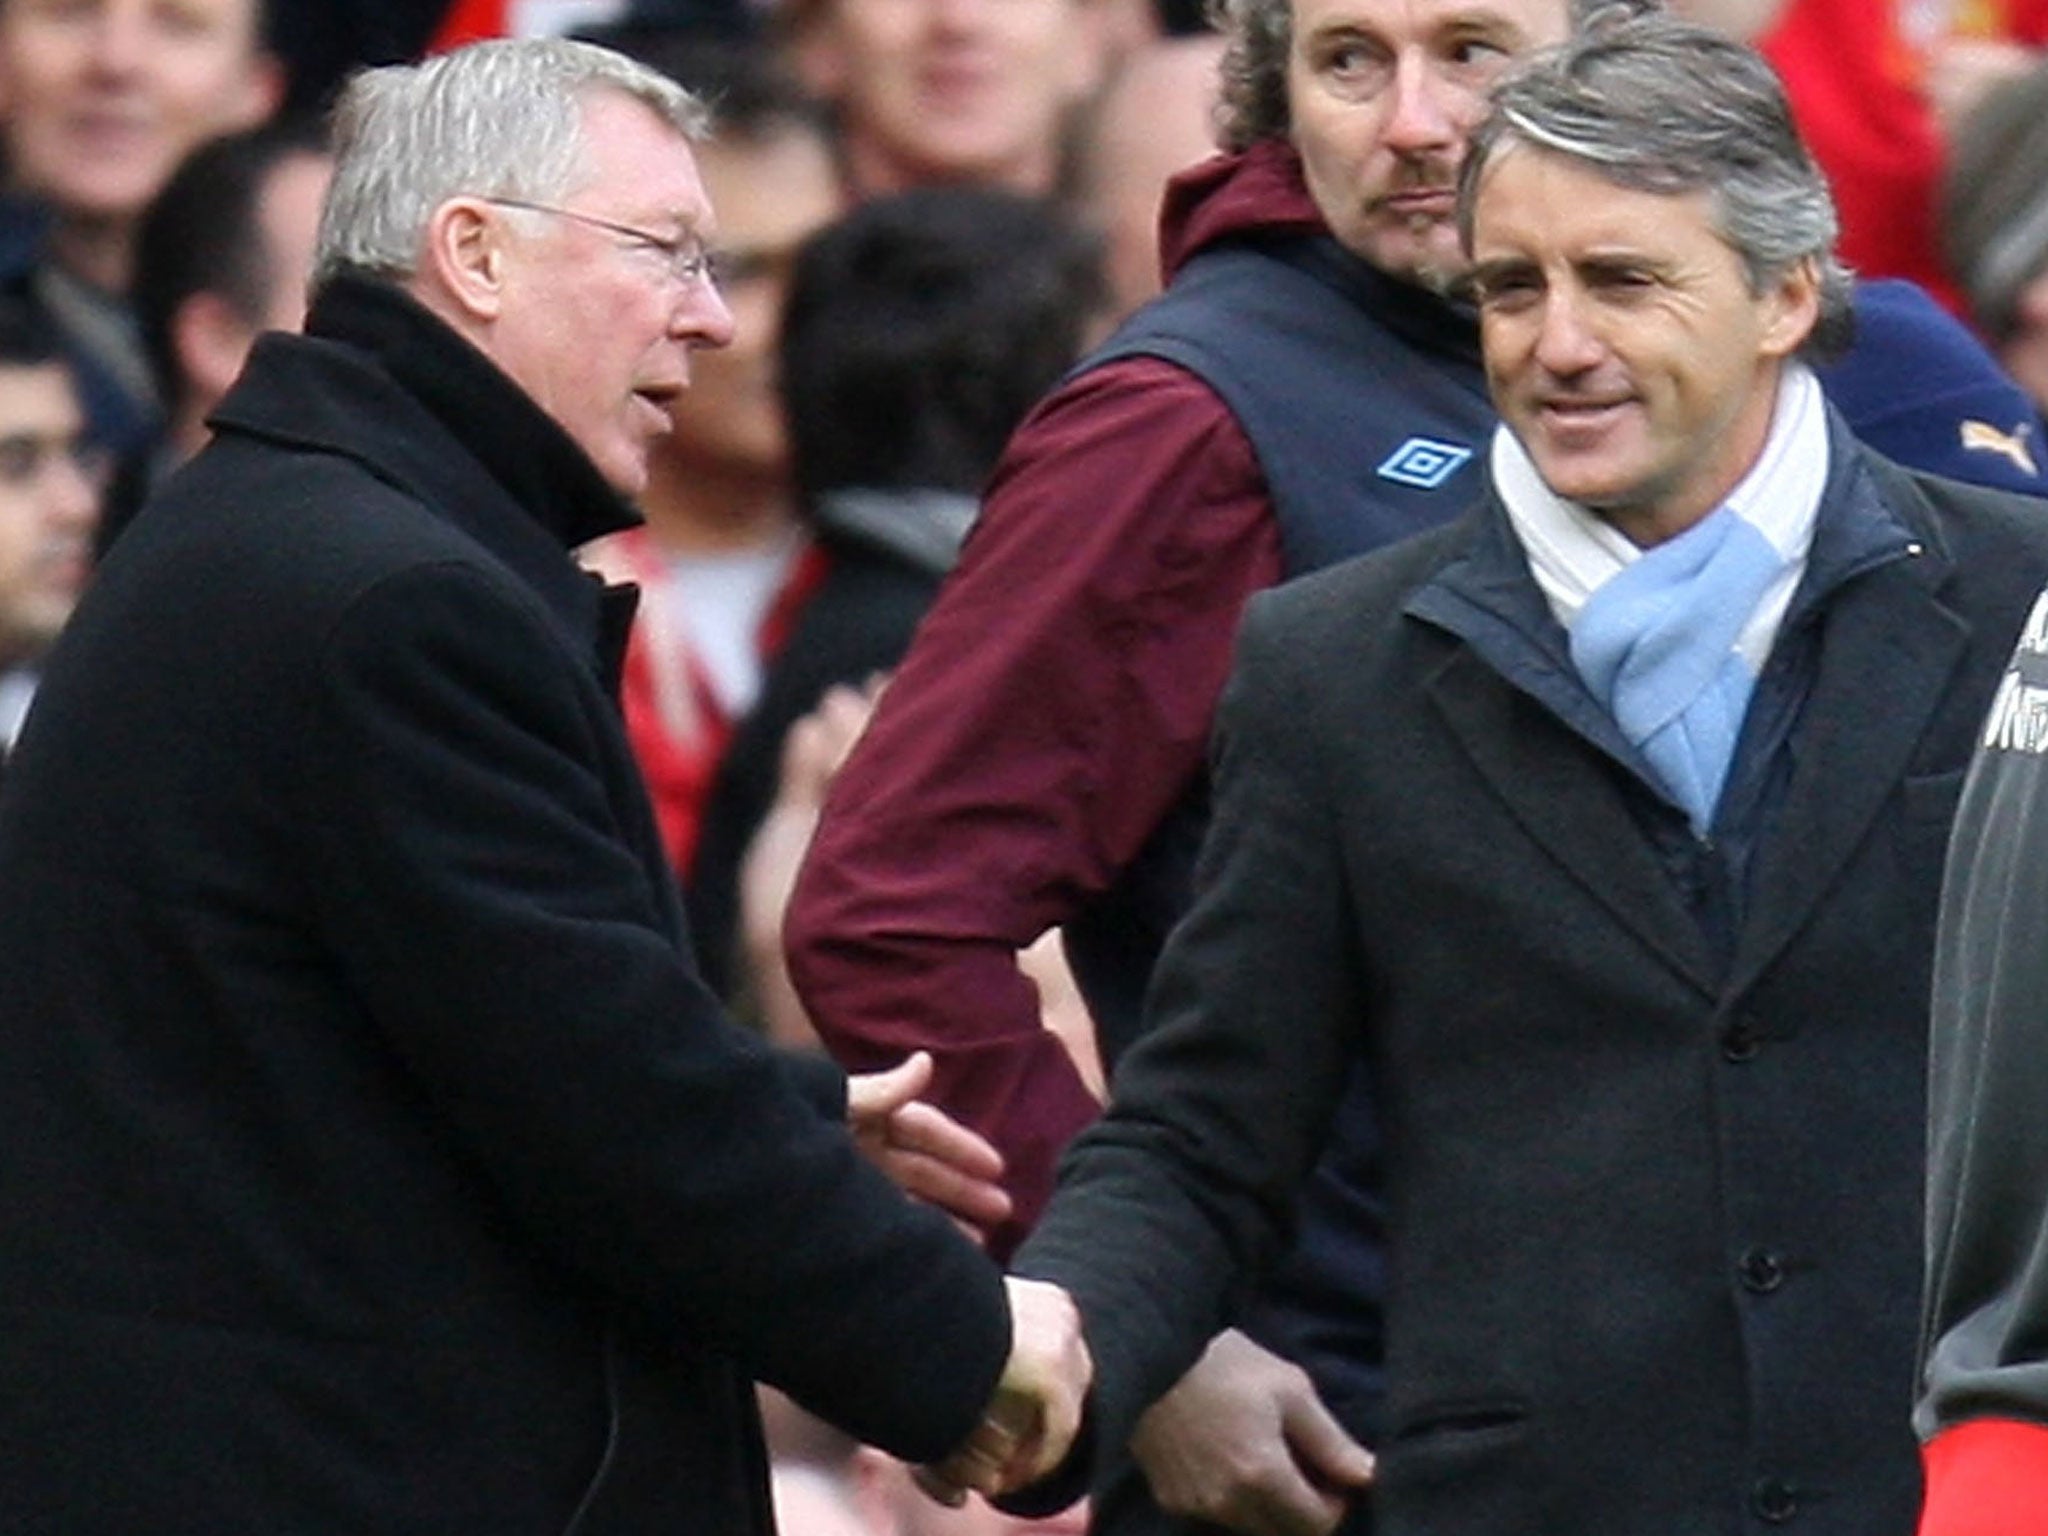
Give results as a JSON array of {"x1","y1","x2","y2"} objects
[{"x1": 919, "y1": 1276, "x2": 1093, "y2": 1505}]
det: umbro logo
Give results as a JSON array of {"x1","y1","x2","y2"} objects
[{"x1": 1377, "y1": 437, "x2": 1474, "y2": 489}]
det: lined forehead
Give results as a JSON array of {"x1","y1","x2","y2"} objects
[{"x1": 1291, "y1": 0, "x2": 1565, "y2": 49}]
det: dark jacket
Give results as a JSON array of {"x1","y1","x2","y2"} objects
[
  {"x1": 1017, "y1": 439, "x2": 2048, "y2": 1536},
  {"x1": 1916, "y1": 587, "x2": 2048, "y2": 1534},
  {"x1": 0, "y1": 277, "x2": 1008, "y2": 1536}
]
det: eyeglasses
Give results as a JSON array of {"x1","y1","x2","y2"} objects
[{"x1": 484, "y1": 196, "x2": 718, "y2": 289}]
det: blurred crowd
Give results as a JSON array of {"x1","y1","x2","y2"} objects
[{"x1": 3, "y1": 0, "x2": 2048, "y2": 1530}]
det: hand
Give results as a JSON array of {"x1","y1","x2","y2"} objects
[
  {"x1": 919, "y1": 1277, "x2": 1093, "y2": 1502},
  {"x1": 1130, "y1": 1329, "x2": 1375, "y2": 1536},
  {"x1": 847, "y1": 1051, "x2": 1014, "y2": 1234},
  {"x1": 779, "y1": 677, "x2": 885, "y2": 810}
]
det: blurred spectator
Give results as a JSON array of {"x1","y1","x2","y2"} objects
[
  {"x1": 688, "y1": 185, "x2": 1107, "y2": 996},
  {"x1": 1076, "y1": 30, "x2": 1222, "y2": 318},
  {"x1": 0, "y1": 299, "x2": 105, "y2": 783},
  {"x1": 0, "y1": 0, "x2": 284, "y2": 456},
  {"x1": 95, "y1": 118, "x2": 331, "y2": 550},
  {"x1": 134, "y1": 118, "x2": 331, "y2": 461},
  {"x1": 266, "y1": 0, "x2": 454, "y2": 112},
  {"x1": 579, "y1": 43, "x2": 843, "y2": 880},
  {"x1": 1929, "y1": 0, "x2": 2048, "y2": 134},
  {"x1": 1945, "y1": 59, "x2": 2048, "y2": 419},
  {"x1": 780, "y1": 0, "x2": 1115, "y2": 198},
  {"x1": 1677, "y1": 0, "x2": 2044, "y2": 312}
]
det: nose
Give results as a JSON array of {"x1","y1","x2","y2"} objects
[
  {"x1": 1381, "y1": 52, "x2": 1458, "y2": 156},
  {"x1": 928, "y1": 0, "x2": 985, "y2": 35},
  {"x1": 1533, "y1": 285, "x2": 1605, "y2": 376},
  {"x1": 86, "y1": 1, "x2": 151, "y2": 76},
  {"x1": 675, "y1": 281, "x2": 736, "y2": 351}
]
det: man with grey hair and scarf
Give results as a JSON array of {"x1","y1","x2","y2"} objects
[
  {"x1": 962, "y1": 14, "x2": 2048, "y2": 1535},
  {"x1": 785, "y1": 0, "x2": 2048, "y2": 1526},
  {"x1": 0, "y1": 36, "x2": 1087, "y2": 1535}
]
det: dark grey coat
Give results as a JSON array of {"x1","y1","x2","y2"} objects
[
  {"x1": 1018, "y1": 444, "x2": 2048, "y2": 1536},
  {"x1": 0, "y1": 277, "x2": 1008, "y2": 1536}
]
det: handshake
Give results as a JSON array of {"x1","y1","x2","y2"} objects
[{"x1": 919, "y1": 1277, "x2": 1094, "y2": 1506}]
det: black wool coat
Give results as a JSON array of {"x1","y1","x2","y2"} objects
[{"x1": 0, "y1": 277, "x2": 1008, "y2": 1536}]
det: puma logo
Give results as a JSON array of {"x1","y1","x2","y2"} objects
[{"x1": 1961, "y1": 418, "x2": 2041, "y2": 477}]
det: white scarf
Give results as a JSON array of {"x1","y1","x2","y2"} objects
[{"x1": 1494, "y1": 363, "x2": 1829, "y2": 828}]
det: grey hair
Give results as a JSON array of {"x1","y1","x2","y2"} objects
[
  {"x1": 1206, "y1": 0, "x2": 1658, "y2": 152},
  {"x1": 313, "y1": 37, "x2": 710, "y2": 288},
  {"x1": 1457, "y1": 12, "x2": 1854, "y2": 357}
]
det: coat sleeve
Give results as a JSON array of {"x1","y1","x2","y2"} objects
[
  {"x1": 296, "y1": 558, "x2": 1008, "y2": 1464},
  {"x1": 784, "y1": 355, "x2": 1284, "y2": 1259},
  {"x1": 1918, "y1": 592, "x2": 2048, "y2": 1536},
  {"x1": 1010, "y1": 586, "x2": 1366, "y2": 1470}
]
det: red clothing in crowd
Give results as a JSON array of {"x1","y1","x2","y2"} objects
[
  {"x1": 590, "y1": 527, "x2": 826, "y2": 878},
  {"x1": 1760, "y1": 0, "x2": 2048, "y2": 315},
  {"x1": 783, "y1": 145, "x2": 1315, "y2": 1258},
  {"x1": 1922, "y1": 1421, "x2": 2048, "y2": 1536},
  {"x1": 1761, "y1": 0, "x2": 1961, "y2": 309},
  {"x1": 428, "y1": 0, "x2": 506, "y2": 49}
]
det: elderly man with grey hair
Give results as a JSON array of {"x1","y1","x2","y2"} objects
[
  {"x1": 968, "y1": 14, "x2": 2048, "y2": 1535},
  {"x1": 0, "y1": 36, "x2": 1087, "y2": 1536}
]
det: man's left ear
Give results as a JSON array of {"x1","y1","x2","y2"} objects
[{"x1": 1760, "y1": 255, "x2": 1823, "y2": 359}]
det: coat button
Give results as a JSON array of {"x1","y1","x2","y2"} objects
[
  {"x1": 1721, "y1": 1017, "x2": 1762, "y2": 1062},
  {"x1": 1739, "y1": 1247, "x2": 1786, "y2": 1293},
  {"x1": 1751, "y1": 1478, "x2": 1799, "y2": 1523}
]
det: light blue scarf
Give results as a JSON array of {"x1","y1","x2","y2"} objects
[{"x1": 1495, "y1": 365, "x2": 1828, "y2": 833}]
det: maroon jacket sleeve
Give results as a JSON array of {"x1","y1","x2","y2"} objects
[{"x1": 783, "y1": 355, "x2": 1283, "y2": 1259}]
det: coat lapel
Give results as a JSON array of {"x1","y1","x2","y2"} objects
[
  {"x1": 1426, "y1": 643, "x2": 1720, "y2": 995},
  {"x1": 1727, "y1": 546, "x2": 1966, "y2": 996}
]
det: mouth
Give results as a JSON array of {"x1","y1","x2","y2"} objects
[
  {"x1": 1375, "y1": 180, "x2": 1457, "y2": 220},
  {"x1": 920, "y1": 62, "x2": 995, "y2": 103},
  {"x1": 631, "y1": 382, "x2": 684, "y2": 431},
  {"x1": 1533, "y1": 395, "x2": 1635, "y2": 441},
  {"x1": 62, "y1": 107, "x2": 156, "y2": 150}
]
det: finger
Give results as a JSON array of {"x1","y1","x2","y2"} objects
[
  {"x1": 878, "y1": 1148, "x2": 1015, "y2": 1228},
  {"x1": 910, "y1": 1463, "x2": 970, "y2": 1509},
  {"x1": 932, "y1": 1412, "x2": 1026, "y2": 1497},
  {"x1": 998, "y1": 1382, "x2": 1074, "y2": 1489},
  {"x1": 1030, "y1": 1401, "x2": 1080, "y2": 1488},
  {"x1": 845, "y1": 1051, "x2": 931, "y2": 1122},
  {"x1": 884, "y1": 1100, "x2": 1006, "y2": 1179},
  {"x1": 1224, "y1": 1462, "x2": 1348, "y2": 1536},
  {"x1": 1281, "y1": 1392, "x2": 1376, "y2": 1490}
]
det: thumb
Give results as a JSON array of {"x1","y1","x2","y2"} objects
[
  {"x1": 1282, "y1": 1392, "x2": 1376, "y2": 1490},
  {"x1": 847, "y1": 1050, "x2": 933, "y2": 1120}
]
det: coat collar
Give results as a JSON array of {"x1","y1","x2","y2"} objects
[
  {"x1": 208, "y1": 275, "x2": 643, "y2": 692},
  {"x1": 214, "y1": 274, "x2": 639, "y2": 555},
  {"x1": 1404, "y1": 416, "x2": 1965, "y2": 996}
]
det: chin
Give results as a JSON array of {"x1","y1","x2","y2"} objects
[{"x1": 1361, "y1": 232, "x2": 1465, "y2": 294}]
